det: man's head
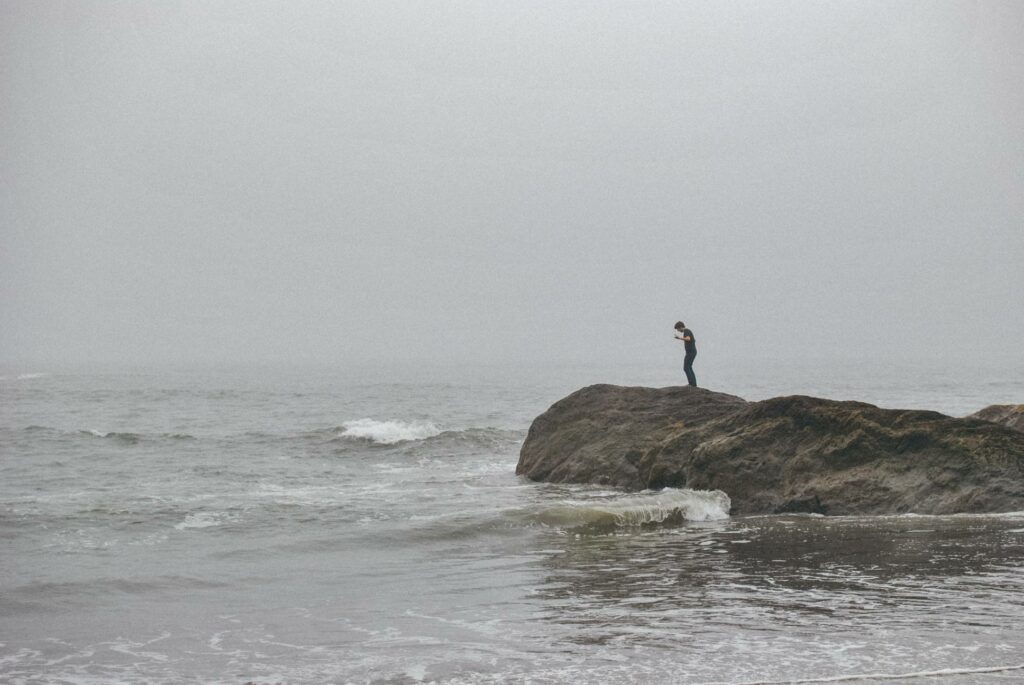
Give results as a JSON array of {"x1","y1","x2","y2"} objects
[{"x1": 674, "y1": 321, "x2": 686, "y2": 331}]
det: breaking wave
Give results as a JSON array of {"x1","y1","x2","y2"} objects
[
  {"x1": 83, "y1": 429, "x2": 142, "y2": 445},
  {"x1": 174, "y1": 511, "x2": 231, "y2": 531},
  {"x1": 339, "y1": 419, "x2": 443, "y2": 444},
  {"x1": 0, "y1": 372, "x2": 50, "y2": 381},
  {"x1": 533, "y1": 488, "x2": 731, "y2": 529}
]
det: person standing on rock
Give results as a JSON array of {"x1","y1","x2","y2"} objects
[{"x1": 674, "y1": 321, "x2": 697, "y2": 387}]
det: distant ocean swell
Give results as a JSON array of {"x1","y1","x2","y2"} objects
[
  {"x1": 7, "y1": 421, "x2": 523, "y2": 449},
  {"x1": 0, "y1": 372, "x2": 49, "y2": 380},
  {"x1": 287, "y1": 422, "x2": 526, "y2": 451},
  {"x1": 13, "y1": 425, "x2": 197, "y2": 445}
]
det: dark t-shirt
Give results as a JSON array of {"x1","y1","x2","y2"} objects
[{"x1": 681, "y1": 328, "x2": 696, "y2": 354}]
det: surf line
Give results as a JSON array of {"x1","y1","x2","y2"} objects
[{"x1": 695, "y1": 662, "x2": 1024, "y2": 685}]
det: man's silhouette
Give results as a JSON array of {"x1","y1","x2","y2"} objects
[{"x1": 674, "y1": 321, "x2": 697, "y2": 387}]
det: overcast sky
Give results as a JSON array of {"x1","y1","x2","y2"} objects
[{"x1": 2, "y1": 1, "x2": 1022, "y2": 369}]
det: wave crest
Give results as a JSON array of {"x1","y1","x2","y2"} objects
[
  {"x1": 0, "y1": 372, "x2": 49, "y2": 381},
  {"x1": 536, "y1": 489, "x2": 731, "y2": 529},
  {"x1": 19, "y1": 426, "x2": 196, "y2": 444},
  {"x1": 84, "y1": 430, "x2": 141, "y2": 445},
  {"x1": 174, "y1": 512, "x2": 230, "y2": 530},
  {"x1": 340, "y1": 419, "x2": 442, "y2": 444}
]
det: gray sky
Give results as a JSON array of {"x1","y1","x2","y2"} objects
[{"x1": 2, "y1": 1, "x2": 1022, "y2": 368}]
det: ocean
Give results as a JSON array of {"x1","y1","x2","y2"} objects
[{"x1": 2, "y1": 360, "x2": 1023, "y2": 685}]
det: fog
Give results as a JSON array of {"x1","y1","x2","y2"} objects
[{"x1": 2, "y1": 1, "x2": 1022, "y2": 369}]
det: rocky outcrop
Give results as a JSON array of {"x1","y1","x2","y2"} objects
[
  {"x1": 969, "y1": 405, "x2": 1024, "y2": 433},
  {"x1": 516, "y1": 385, "x2": 1024, "y2": 516}
]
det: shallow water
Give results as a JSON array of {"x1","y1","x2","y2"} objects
[{"x1": 2, "y1": 362, "x2": 1023, "y2": 684}]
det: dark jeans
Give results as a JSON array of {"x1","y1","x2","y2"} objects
[{"x1": 684, "y1": 350, "x2": 697, "y2": 387}]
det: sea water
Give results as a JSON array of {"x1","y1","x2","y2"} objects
[{"x1": 2, "y1": 360, "x2": 1023, "y2": 684}]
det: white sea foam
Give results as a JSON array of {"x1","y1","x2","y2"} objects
[
  {"x1": 695, "y1": 662, "x2": 1024, "y2": 684},
  {"x1": 340, "y1": 418, "x2": 442, "y2": 444},
  {"x1": 174, "y1": 512, "x2": 227, "y2": 530}
]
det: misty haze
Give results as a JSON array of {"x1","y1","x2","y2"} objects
[
  {"x1": 3, "y1": 1, "x2": 1022, "y2": 370},
  {"x1": 2, "y1": 2, "x2": 1023, "y2": 684}
]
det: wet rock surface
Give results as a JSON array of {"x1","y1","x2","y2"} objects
[{"x1": 517, "y1": 385, "x2": 1024, "y2": 515}]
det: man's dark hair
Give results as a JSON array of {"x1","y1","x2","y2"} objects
[{"x1": 674, "y1": 321, "x2": 686, "y2": 330}]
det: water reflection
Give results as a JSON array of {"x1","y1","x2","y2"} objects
[{"x1": 532, "y1": 515, "x2": 1024, "y2": 653}]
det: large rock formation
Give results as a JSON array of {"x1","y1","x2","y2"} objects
[{"x1": 517, "y1": 385, "x2": 1024, "y2": 516}]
